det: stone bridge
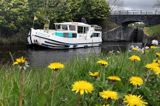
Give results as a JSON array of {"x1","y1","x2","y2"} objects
[
  {"x1": 110, "y1": 10, "x2": 160, "y2": 26},
  {"x1": 103, "y1": 10, "x2": 160, "y2": 42}
]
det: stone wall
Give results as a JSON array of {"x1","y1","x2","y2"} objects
[{"x1": 103, "y1": 26, "x2": 144, "y2": 42}]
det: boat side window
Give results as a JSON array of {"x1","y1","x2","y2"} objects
[
  {"x1": 91, "y1": 33, "x2": 100, "y2": 38},
  {"x1": 62, "y1": 33, "x2": 77, "y2": 38},
  {"x1": 72, "y1": 33, "x2": 77, "y2": 38},
  {"x1": 78, "y1": 26, "x2": 89, "y2": 33},
  {"x1": 62, "y1": 25, "x2": 68, "y2": 30},
  {"x1": 63, "y1": 33, "x2": 68, "y2": 37},
  {"x1": 55, "y1": 24, "x2": 61, "y2": 30},
  {"x1": 78, "y1": 26, "x2": 83, "y2": 33},
  {"x1": 84, "y1": 27, "x2": 89, "y2": 33},
  {"x1": 69, "y1": 25, "x2": 76, "y2": 31}
]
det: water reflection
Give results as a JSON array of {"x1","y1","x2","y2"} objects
[
  {"x1": 28, "y1": 47, "x2": 101, "y2": 67},
  {"x1": 102, "y1": 42, "x2": 128, "y2": 52},
  {"x1": 0, "y1": 42, "x2": 142, "y2": 67}
]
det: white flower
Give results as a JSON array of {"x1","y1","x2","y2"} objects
[
  {"x1": 109, "y1": 50, "x2": 114, "y2": 54},
  {"x1": 117, "y1": 51, "x2": 120, "y2": 53},
  {"x1": 145, "y1": 46, "x2": 149, "y2": 49},
  {"x1": 152, "y1": 40, "x2": 158, "y2": 45},
  {"x1": 130, "y1": 45, "x2": 134, "y2": 48}
]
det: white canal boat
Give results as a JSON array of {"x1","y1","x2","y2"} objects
[{"x1": 27, "y1": 22, "x2": 102, "y2": 49}]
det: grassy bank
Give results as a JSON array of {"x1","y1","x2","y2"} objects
[
  {"x1": 0, "y1": 47, "x2": 160, "y2": 106},
  {"x1": 144, "y1": 24, "x2": 160, "y2": 36}
]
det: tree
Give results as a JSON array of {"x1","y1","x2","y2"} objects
[
  {"x1": 79, "y1": 0, "x2": 110, "y2": 23},
  {"x1": 0, "y1": 0, "x2": 110, "y2": 35},
  {"x1": 0, "y1": 0, "x2": 29, "y2": 36},
  {"x1": 29, "y1": 0, "x2": 110, "y2": 27}
]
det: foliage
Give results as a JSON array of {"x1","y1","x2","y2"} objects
[
  {"x1": 0, "y1": 0, "x2": 29, "y2": 35},
  {"x1": 79, "y1": 0, "x2": 110, "y2": 23},
  {"x1": 0, "y1": 0, "x2": 110, "y2": 35},
  {"x1": 32, "y1": 0, "x2": 110, "y2": 27}
]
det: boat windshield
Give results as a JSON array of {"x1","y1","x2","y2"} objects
[
  {"x1": 55, "y1": 24, "x2": 68, "y2": 30},
  {"x1": 55, "y1": 24, "x2": 61, "y2": 30},
  {"x1": 62, "y1": 25, "x2": 68, "y2": 30},
  {"x1": 55, "y1": 24, "x2": 76, "y2": 31},
  {"x1": 69, "y1": 25, "x2": 76, "y2": 31},
  {"x1": 55, "y1": 24, "x2": 68, "y2": 31}
]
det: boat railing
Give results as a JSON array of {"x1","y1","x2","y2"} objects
[{"x1": 91, "y1": 25, "x2": 102, "y2": 31}]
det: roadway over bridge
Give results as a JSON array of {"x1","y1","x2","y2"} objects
[{"x1": 110, "y1": 10, "x2": 160, "y2": 26}]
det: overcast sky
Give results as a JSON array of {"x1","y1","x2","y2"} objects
[{"x1": 108, "y1": 0, "x2": 160, "y2": 10}]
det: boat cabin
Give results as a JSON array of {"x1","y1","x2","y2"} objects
[{"x1": 54, "y1": 22, "x2": 102, "y2": 38}]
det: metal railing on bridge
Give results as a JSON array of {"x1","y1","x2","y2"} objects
[{"x1": 111, "y1": 10, "x2": 160, "y2": 15}]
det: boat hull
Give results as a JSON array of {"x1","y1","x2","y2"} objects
[
  {"x1": 28, "y1": 35, "x2": 101, "y2": 49},
  {"x1": 27, "y1": 28, "x2": 102, "y2": 49}
]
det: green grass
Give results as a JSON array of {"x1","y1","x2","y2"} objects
[
  {"x1": 0, "y1": 48, "x2": 160, "y2": 106},
  {"x1": 144, "y1": 24, "x2": 160, "y2": 36}
]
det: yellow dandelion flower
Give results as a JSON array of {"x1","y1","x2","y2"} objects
[
  {"x1": 123, "y1": 94, "x2": 148, "y2": 106},
  {"x1": 153, "y1": 59, "x2": 159, "y2": 63},
  {"x1": 72, "y1": 80, "x2": 94, "y2": 95},
  {"x1": 129, "y1": 76, "x2": 143, "y2": 86},
  {"x1": 89, "y1": 71, "x2": 100, "y2": 77},
  {"x1": 152, "y1": 67, "x2": 160, "y2": 75},
  {"x1": 150, "y1": 46, "x2": 157, "y2": 49},
  {"x1": 48, "y1": 62, "x2": 64, "y2": 70},
  {"x1": 97, "y1": 60, "x2": 108, "y2": 66},
  {"x1": 145, "y1": 62, "x2": 160, "y2": 75},
  {"x1": 99, "y1": 90, "x2": 118, "y2": 100},
  {"x1": 145, "y1": 62, "x2": 159, "y2": 70},
  {"x1": 155, "y1": 60, "x2": 160, "y2": 65},
  {"x1": 13, "y1": 56, "x2": 26, "y2": 65},
  {"x1": 153, "y1": 59, "x2": 160, "y2": 65},
  {"x1": 129, "y1": 55, "x2": 141, "y2": 62},
  {"x1": 107, "y1": 76, "x2": 121, "y2": 81},
  {"x1": 156, "y1": 52, "x2": 160, "y2": 58},
  {"x1": 132, "y1": 47, "x2": 138, "y2": 51},
  {"x1": 158, "y1": 60, "x2": 160, "y2": 65}
]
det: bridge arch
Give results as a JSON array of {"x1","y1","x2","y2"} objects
[{"x1": 121, "y1": 18, "x2": 146, "y2": 26}]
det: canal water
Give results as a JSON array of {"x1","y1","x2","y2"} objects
[{"x1": 0, "y1": 42, "x2": 142, "y2": 67}]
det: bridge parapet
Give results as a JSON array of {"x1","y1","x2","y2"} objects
[
  {"x1": 110, "y1": 10, "x2": 160, "y2": 25},
  {"x1": 111, "y1": 10, "x2": 160, "y2": 15}
]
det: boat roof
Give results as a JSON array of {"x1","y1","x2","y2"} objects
[{"x1": 54, "y1": 22, "x2": 90, "y2": 27}]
